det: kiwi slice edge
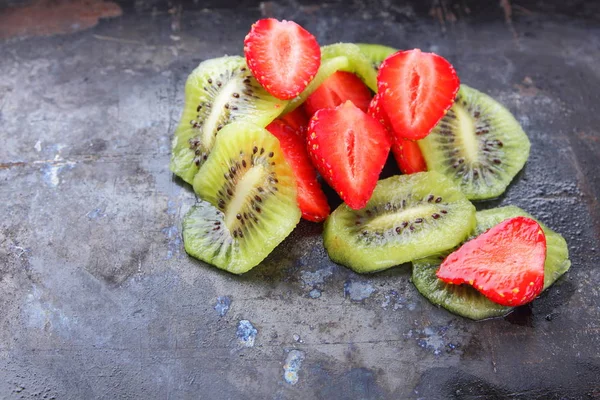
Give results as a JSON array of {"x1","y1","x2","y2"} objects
[
  {"x1": 412, "y1": 205, "x2": 571, "y2": 320},
  {"x1": 323, "y1": 171, "x2": 476, "y2": 274},
  {"x1": 183, "y1": 121, "x2": 301, "y2": 274}
]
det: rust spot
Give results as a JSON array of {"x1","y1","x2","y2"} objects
[{"x1": 0, "y1": 0, "x2": 122, "y2": 40}]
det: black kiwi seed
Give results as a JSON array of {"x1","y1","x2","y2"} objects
[
  {"x1": 410, "y1": 225, "x2": 415, "y2": 231},
  {"x1": 236, "y1": 213, "x2": 242, "y2": 220},
  {"x1": 493, "y1": 159, "x2": 502, "y2": 164},
  {"x1": 242, "y1": 160, "x2": 247, "y2": 168},
  {"x1": 402, "y1": 221, "x2": 408, "y2": 228},
  {"x1": 233, "y1": 93, "x2": 240, "y2": 98},
  {"x1": 268, "y1": 151, "x2": 274, "y2": 158},
  {"x1": 253, "y1": 146, "x2": 258, "y2": 154},
  {"x1": 254, "y1": 195, "x2": 262, "y2": 203},
  {"x1": 260, "y1": 148, "x2": 265, "y2": 155},
  {"x1": 432, "y1": 213, "x2": 440, "y2": 219},
  {"x1": 217, "y1": 81, "x2": 222, "y2": 87},
  {"x1": 218, "y1": 199, "x2": 225, "y2": 208},
  {"x1": 415, "y1": 218, "x2": 424, "y2": 223},
  {"x1": 207, "y1": 78, "x2": 212, "y2": 84},
  {"x1": 196, "y1": 105, "x2": 202, "y2": 112},
  {"x1": 427, "y1": 195, "x2": 434, "y2": 202},
  {"x1": 395, "y1": 227, "x2": 401, "y2": 234},
  {"x1": 194, "y1": 159, "x2": 200, "y2": 166},
  {"x1": 435, "y1": 197, "x2": 442, "y2": 203},
  {"x1": 441, "y1": 210, "x2": 448, "y2": 214},
  {"x1": 255, "y1": 206, "x2": 261, "y2": 213},
  {"x1": 227, "y1": 188, "x2": 233, "y2": 196}
]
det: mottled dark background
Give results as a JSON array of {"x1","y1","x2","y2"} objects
[{"x1": 0, "y1": 0, "x2": 599, "y2": 399}]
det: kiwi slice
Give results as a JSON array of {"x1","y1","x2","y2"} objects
[
  {"x1": 323, "y1": 172, "x2": 476, "y2": 273},
  {"x1": 355, "y1": 43, "x2": 397, "y2": 70},
  {"x1": 283, "y1": 55, "x2": 350, "y2": 114},
  {"x1": 170, "y1": 56, "x2": 287, "y2": 184},
  {"x1": 418, "y1": 84, "x2": 530, "y2": 200},
  {"x1": 321, "y1": 43, "x2": 378, "y2": 92},
  {"x1": 183, "y1": 121, "x2": 301, "y2": 274},
  {"x1": 412, "y1": 205, "x2": 571, "y2": 320}
]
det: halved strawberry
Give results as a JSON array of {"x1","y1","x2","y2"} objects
[
  {"x1": 279, "y1": 107, "x2": 309, "y2": 136},
  {"x1": 437, "y1": 216, "x2": 546, "y2": 307},
  {"x1": 244, "y1": 19, "x2": 321, "y2": 100},
  {"x1": 377, "y1": 49, "x2": 459, "y2": 140},
  {"x1": 368, "y1": 94, "x2": 426, "y2": 175},
  {"x1": 307, "y1": 101, "x2": 391, "y2": 210},
  {"x1": 266, "y1": 119, "x2": 330, "y2": 222},
  {"x1": 304, "y1": 71, "x2": 373, "y2": 117}
]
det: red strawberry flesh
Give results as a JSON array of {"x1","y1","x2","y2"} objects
[
  {"x1": 266, "y1": 119, "x2": 330, "y2": 222},
  {"x1": 307, "y1": 100, "x2": 391, "y2": 210},
  {"x1": 244, "y1": 18, "x2": 321, "y2": 100},
  {"x1": 436, "y1": 216, "x2": 546, "y2": 307},
  {"x1": 377, "y1": 49, "x2": 459, "y2": 140},
  {"x1": 304, "y1": 71, "x2": 372, "y2": 117}
]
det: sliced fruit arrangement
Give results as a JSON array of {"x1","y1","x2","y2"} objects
[
  {"x1": 378, "y1": 49, "x2": 460, "y2": 140},
  {"x1": 307, "y1": 100, "x2": 391, "y2": 210},
  {"x1": 412, "y1": 206, "x2": 571, "y2": 320},
  {"x1": 170, "y1": 56, "x2": 287, "y2": 184},
  {"x1": 418, "y1": 84, "x2": 531, "y2": 200},
  {"x1": 169, "y1": 17, "x2": 570, "y2": 320},
  {"x1": 323, "y1": 172, "x2": 476, "y2": 273},
  {"x1": 266, "y1": 119, "x2": 330, "y2": 222},
  {"x1": 186, "y1": 121, "x2": 301, "y2": 274},
  {"x1": 244, "y1": 18, "x2": 321, "y2": 100}
]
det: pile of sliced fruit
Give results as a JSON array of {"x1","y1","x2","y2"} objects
[{"x1": 170, "y1": 19, "x2": 571, "y2": 320}]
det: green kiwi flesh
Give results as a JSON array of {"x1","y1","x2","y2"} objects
[
  {"x1": 355, "y1": 43, "x2": 397, "y2": 70},
  {"x1": 321, "y1": 43, "x2": 378, "y2": 92},
  {"x1": 183, "y1": 121, "x2": 301, "y2": 274},
  {"x1": 323, "y1": 172, "x2": 476, "y2": 273},
  {"x1": 283, "y1": 55, "x2": 350, "y2": 114},
  {"x1": 412, "y1": 205, "x2": 571, "y2": 320},
  {"x1": 170, "y1": 56, "x2": 287, "y2": 184},
  {"x1": 418, "y1": 84, "x2": 531, "y2": 200}
]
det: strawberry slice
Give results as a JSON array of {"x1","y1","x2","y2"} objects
[
  {"x1": 377, "y1": 49, "x2": 459, "y2": 140},
  {"x1": 244, "y1": 19, "x2": 321, "y2": 100},
  {"x1": 266, "y1": 119, "x2": 330, "y2": 222},
  {"x1": 368, "y1": 94, "x2": 426, "y2": 174},
  {"x1": 391, "y1": 139, "x2": 427, "y2": 175},
  {"x1": 304, "y1": 71, "x2": 373, "y2": 117},
  {"x1": 279, "y1": 107, "x2": 309, "y2": 137},
  {"x1": 437, "y1": 217, "x2": 546, "y2": 307},
  {"x1": 307, "y1": 100, "x2": 391, "y2": 210}
]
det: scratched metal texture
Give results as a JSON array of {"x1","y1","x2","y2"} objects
[{"x1": 0, "y1": 0, "x2": 599, "y2": 399}]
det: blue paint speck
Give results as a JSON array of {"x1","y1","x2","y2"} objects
[
  {"x1": 214, "y1": 296, "x2": 231, "y2": 317},
  {"x1": 344, "y1": 280, "x2": 375, "y2": 301},
  {"x1": 236, "y1": 320, "x2": 257, "y2": 347},
  {"x1": 161, "y1": 226, "x2": 182, "y2": 259},
  {"x1": 166, "y1": 199, "x2": 178, "y2": 215},
  {"x1": 283, "y1": 350, "x2": 305, "y2": 385},
  {"x1": 87, "y1": 208, "x2": 106, "y2": 219}
]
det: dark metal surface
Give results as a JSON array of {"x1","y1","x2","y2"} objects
[{"x1": 1, "y1": 1, "x2": 599, "y2": 398}]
